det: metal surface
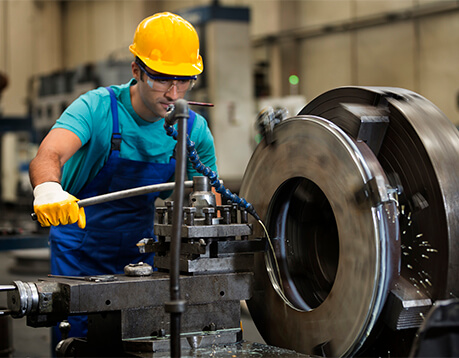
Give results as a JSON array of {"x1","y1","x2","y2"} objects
[
  {"x1": 299, "y1": 87, "x2": 459, "y2": 300},
  {"x1": 166, "y1": 98, "x2": 189, "y2": 357},
  {"x1": 186, "y1": 101, "x2": 214, "y2": 107},
  {"x1": 149, "y1": 201, "x2": 260, "y2": 274},
  {"x1": 59, "y1": 178, "x2": 219, "y2": 209},
  {"x1": 43, "y1": 273, "x2": 252, "y2": 314},
  {"x1": 0, "y1": 271, "x2": 255, "y2": 355},
  {"x1": 241, "y1": 86, "x2": 459, "y2": 357},
  {"x1": 78, "y1": 181, "x2": 193, "y2": 207},
  {"x1": 30, "y1": 180, "x2": 198, "y2": 221},
  {"x1": 47, "y1": 274, "x2": 118, "y2": 282},
  {"x1": 154, "y1": 222, "x2": 252, "y2": 239},
  {"x1": 4, "y1": 86, "x2": 458, "y2": 357},
  {"x1": 124, "y1": 327, "x2": 242, "y2": 353},
  {"x1": 241, "y1": 115, "x2": 398, "y2": 356},
  {"x1": 383, "y1": 277, "x2": 432, "y2": 330},
  {"x1": 188, "y1": 176, "x2": 216, "y2": 218},
  {"x1": 124, "y1": 262, "x2": 153, "y2": 276},
  {"x1": 155, "y1": 255, "x2": 256, "y2": 274},
  {"x1": 137, "y1": 341, "x2": 309, "y2": 357},
  {"x1": 7, "y1": 281, "x2": 39, "y2": 318},
  {"x1": 0, "y1": 171, "x2": 294, "y2": 357}
]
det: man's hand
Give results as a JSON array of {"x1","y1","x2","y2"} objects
[{"x1": 33, "y1": 182, "x2": 86, "y2": 229}]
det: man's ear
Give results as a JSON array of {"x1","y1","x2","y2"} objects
[{"x1": 132, "y1": 61, "x2": 141, "y2": 81}]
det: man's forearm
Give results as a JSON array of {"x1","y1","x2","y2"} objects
[
  {"x1": 29, "y1": 151, "x2": 63, "y2": 189},
  {"x1": 29, "y1": 128, "x2": 83, "y2": 189}
]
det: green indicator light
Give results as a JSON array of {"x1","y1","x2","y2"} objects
[{"x1": 289, "y1": 75, "x2": 299, "y2": 85}]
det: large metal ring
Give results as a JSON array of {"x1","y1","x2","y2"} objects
[
  {"x1": 241, "y1": 115, "x2": 398, "y2": 356},
  {"x1": 241, "y1": 86, "x2": 459, "y2": 356},
  {"x1": 8, "y1": 281, "x2": 39, "y2": 318},
  {"x1": 299, "y1": 86, "x2": 459, "y2": 301}
]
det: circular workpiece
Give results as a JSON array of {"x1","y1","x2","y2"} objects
[
  {"x1": 241, "y1": 87, "x2": 459, "y2": 356},
  {"x1": 300, "y1": 87, "x2": 459, "y2": 301},
  {"x1": 241, "y1": 115, "x2": 398, "y2": 356}
]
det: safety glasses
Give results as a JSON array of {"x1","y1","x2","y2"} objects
[{"x1": 136, "y1": 59, "x2": 196, "y2": 93}]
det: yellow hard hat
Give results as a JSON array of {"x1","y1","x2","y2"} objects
[{"x1": 129, "y1": 12, "x2": 203, "y2": 76}]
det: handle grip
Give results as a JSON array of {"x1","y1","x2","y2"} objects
[{"x1": 31, "y1": 180, "x2": 197, "y2": 221}]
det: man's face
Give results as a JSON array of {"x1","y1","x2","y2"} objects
[{"x1": 132, "y1": 61, "x2": 192, "y2": 120}]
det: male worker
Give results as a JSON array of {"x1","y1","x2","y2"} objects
[{"x1": 29, "y1": 12, "x2": 218, "y2": 342}]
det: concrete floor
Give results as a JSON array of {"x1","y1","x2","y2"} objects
[{"x1": 0, "y1": 248, "x2": 264, "y2": 357}]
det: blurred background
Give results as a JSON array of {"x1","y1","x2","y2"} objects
[
  {"x1": 1, "y1": 0, "x2": 459, "y2": 202},
  {"x1": 0, "y1": 0, "x2": 458, "y2": 356}
]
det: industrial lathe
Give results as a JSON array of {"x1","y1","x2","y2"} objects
[{"x1": 1, "y1": 87, "x2": 459, "y2": 357}]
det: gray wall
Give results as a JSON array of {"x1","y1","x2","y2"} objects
[
  {"x1": 250, "y1": 0, "x2": 459, "y2": 125},
  {"x1": 1, "y1": 0, "x2": 458, "y2": 125}
]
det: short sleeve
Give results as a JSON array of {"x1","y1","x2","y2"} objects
[{"x1": 52, "y1": 93, "x2": 96, "y2": 146}]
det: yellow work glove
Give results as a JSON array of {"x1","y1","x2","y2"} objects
[{"x1": 33, "y1": 182, "x2": 86, "y2": 229}]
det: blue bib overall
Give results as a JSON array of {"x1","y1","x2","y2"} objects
[{"x1": 49, "y1": 87, "x2": 195, "y2": 342}]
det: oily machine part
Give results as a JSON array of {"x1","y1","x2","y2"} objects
[{"x1": 240, "y1": 87, "x2": 459, "y2": 357}]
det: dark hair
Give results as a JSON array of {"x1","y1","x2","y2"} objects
[{"x1": 135, "y1": 57, "x2": 145, "y2": 81}]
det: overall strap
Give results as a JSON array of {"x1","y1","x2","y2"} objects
[
  {"x1": 187, "y1": 109, "x2": 196, "y2": 136},
  {"x1": 106, "y1": 86, "x2": 122, "y2": 152}
]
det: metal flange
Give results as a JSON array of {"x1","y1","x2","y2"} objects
[
  {"x1": 300, "y1": 86, "x2": 459, "y2": 301},
  {"x1": 241, "y1": 86, "x2": 459, "y2": 357},
  {"x1": 241, "y1": 115, "x2": 399, "y2": 356}
]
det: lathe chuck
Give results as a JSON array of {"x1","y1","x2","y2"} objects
[{"x1": 240, "y1": 87, "x2": 459, "y2": 357}]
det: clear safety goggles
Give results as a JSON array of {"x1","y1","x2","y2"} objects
[{"x1": 136, "y1": 60, "x2": 196, "y2": 93}]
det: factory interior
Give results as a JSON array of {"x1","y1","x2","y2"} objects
[{"x1": 1, "y1": 0, "x2": 459, "y2": 357}]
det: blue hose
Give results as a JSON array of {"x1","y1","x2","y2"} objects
[{"x1": 164, "y1": 123, "x2": 260, "y2": 221}]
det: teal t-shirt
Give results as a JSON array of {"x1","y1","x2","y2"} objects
[{"x1": 53, "y1": 79, "x2": 218, "y2": 195}]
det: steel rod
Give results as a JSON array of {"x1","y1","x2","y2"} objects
[
  {"x1": 169, "y1": 100, "x2": 188, "y2": 357},
  {"x1": 77, "y1": 181, "x2": 193, "y2": 208},
  {"x1": 31, "y1": 181, "x2": 195, "y2": 221}
]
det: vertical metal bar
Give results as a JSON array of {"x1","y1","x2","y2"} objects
[{"x1": 168, "y1": 100, "x2": 188, "y2": 357}]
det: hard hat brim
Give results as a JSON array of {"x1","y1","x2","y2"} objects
[{"x1": 130, "y1": 46, "x2": 203, "y2": 77}]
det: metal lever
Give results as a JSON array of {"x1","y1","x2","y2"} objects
[
  {"x1": 0, "y1": 285, "x2": 18, "y2": 316},
  {"x1": 47, "y1": 274, "x2": 117, "y2": 282},
  {"x1": 187, "y1": 101, "x2": 214, "y2": 107},
  {"x1": 31, "y1": 180, "x2": 197, "y2": 221}
]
